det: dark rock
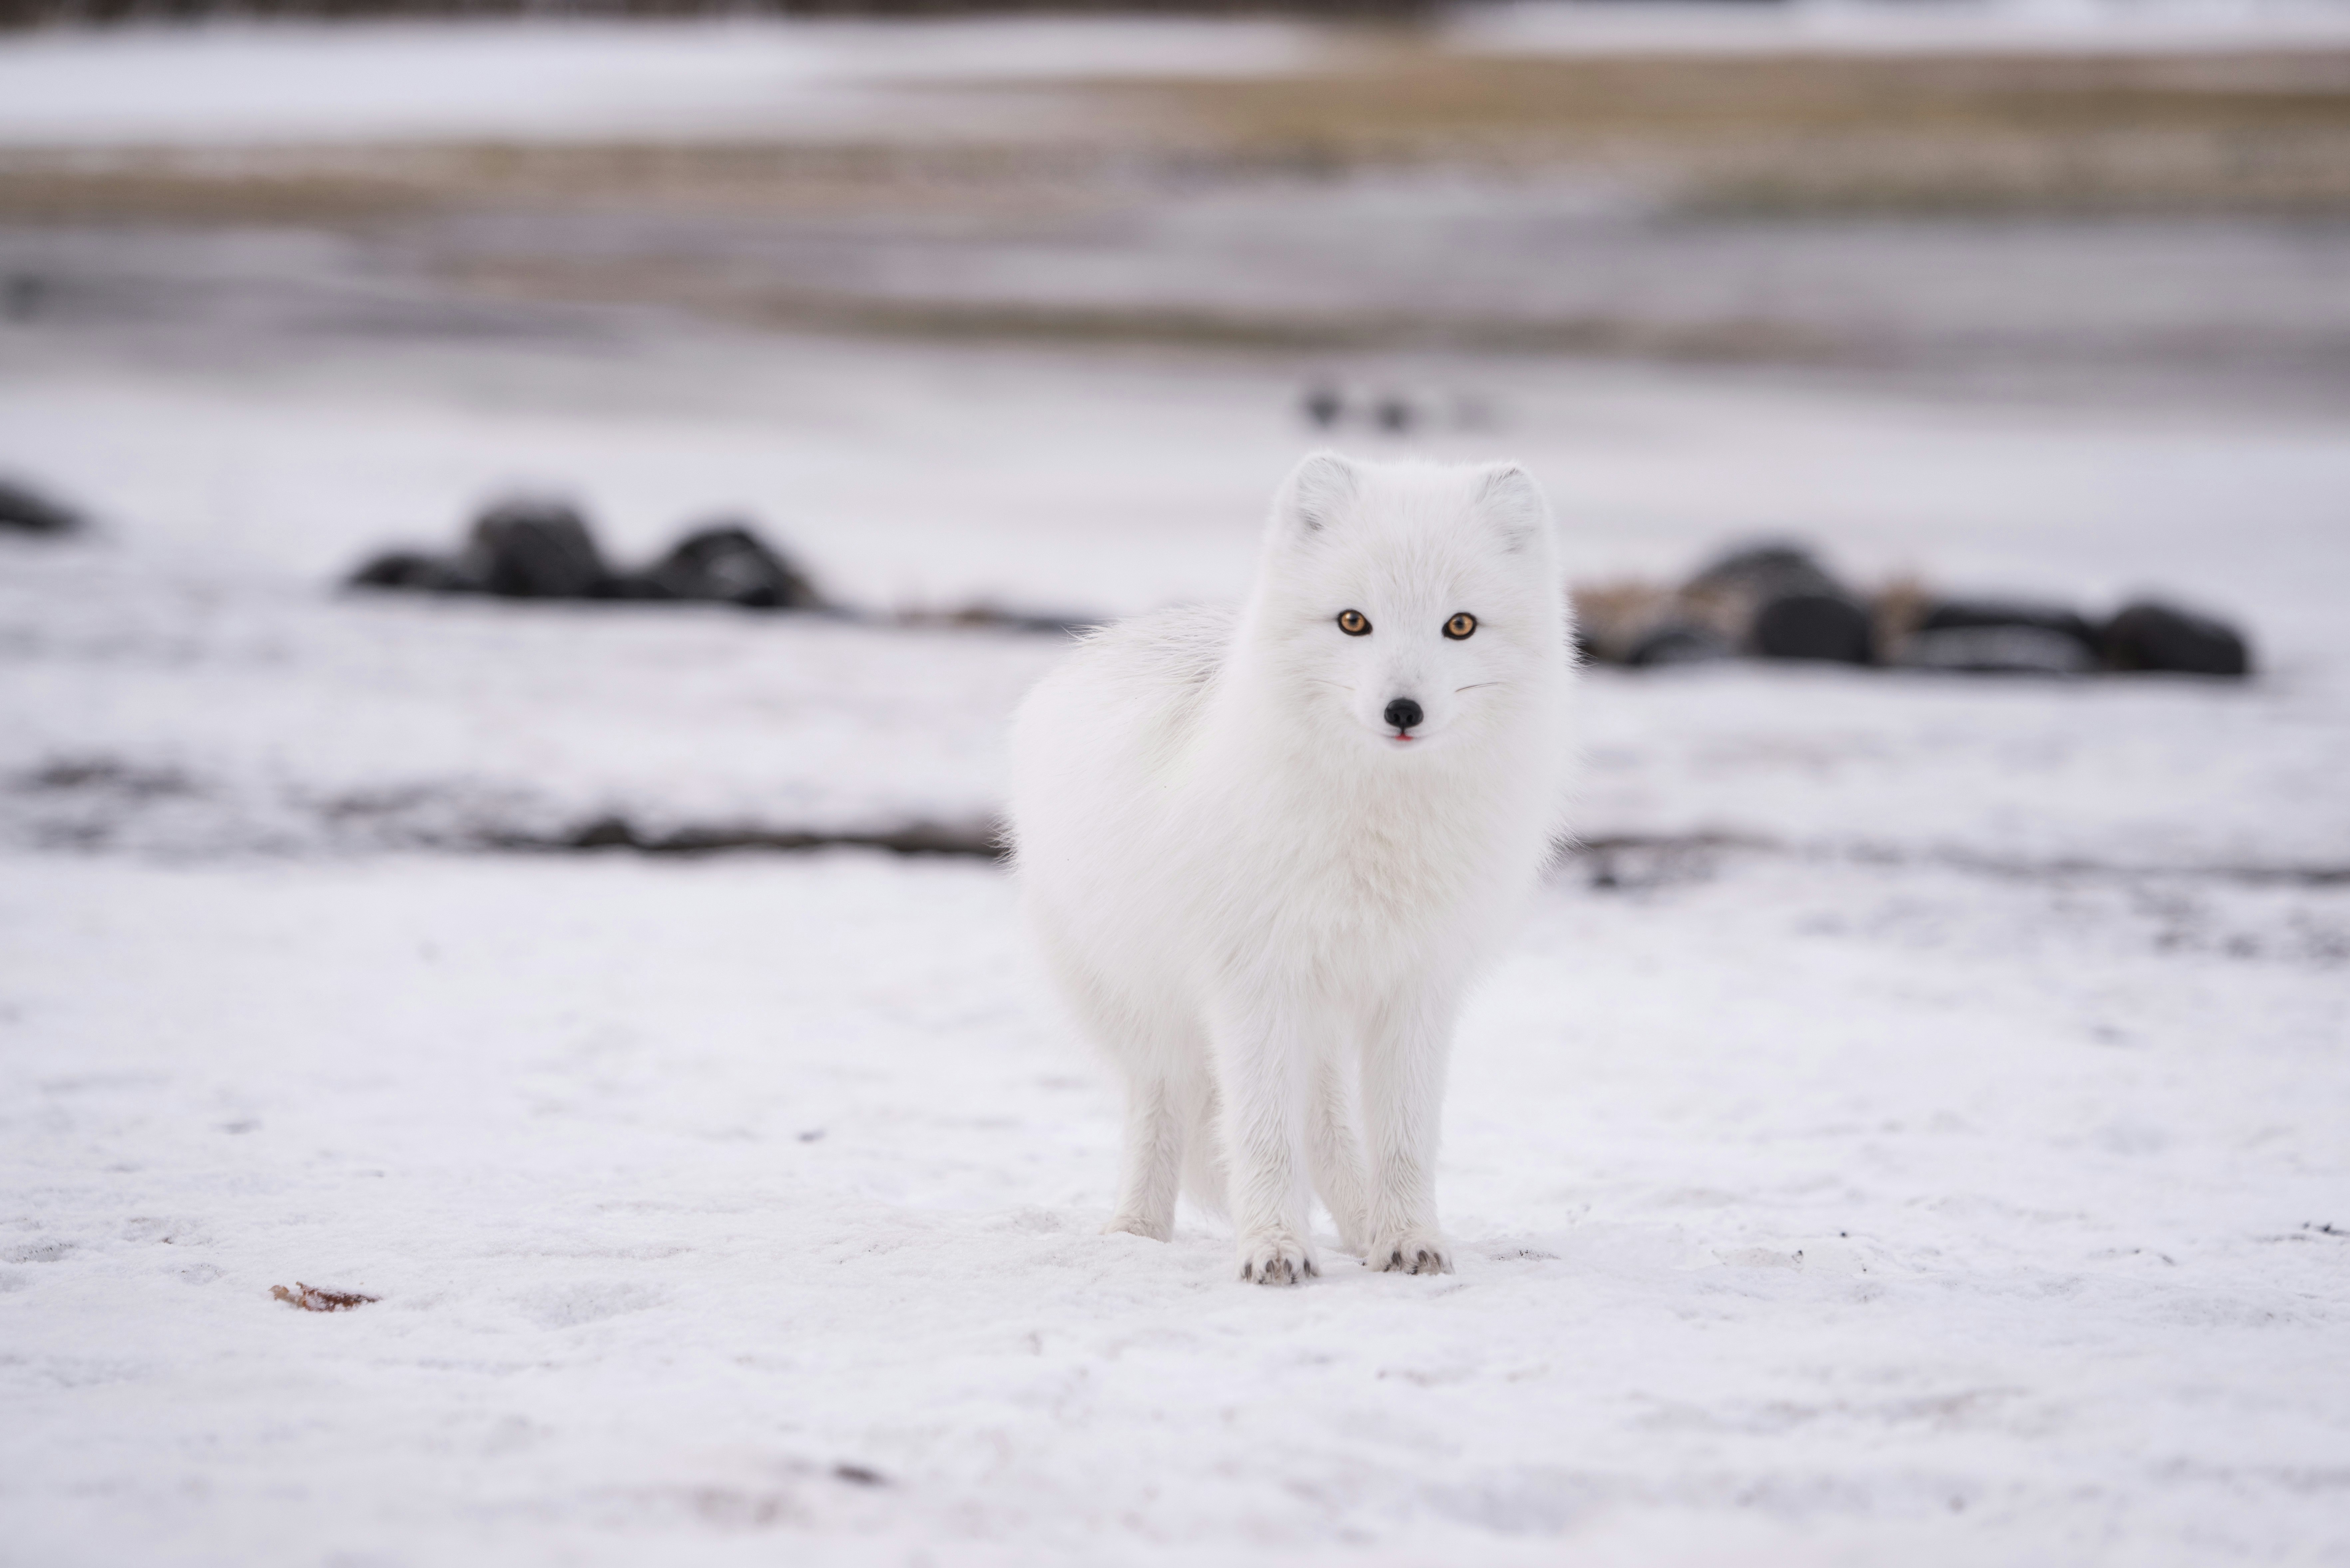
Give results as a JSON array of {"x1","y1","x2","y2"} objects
[
  {"x1": 1627, "y1": 621, "x2": 1735, "y2": 668},
  {"x1": 569, "y1": 814, "x2": 641, "y2": 849},
  {"x1": 460, "y1": 498, "x2": 608, "y2": 599},
  {"x1": 1302, "y1": 386, "x2": 1344, "y2": 428},
  {"x1": 2101, "y1": 600, "x2": 2251, "y2": 677},
  {"x1": 1918, "y1": 598, "x2": 2098, "y2": 655},
  {"x1": 347, "y1": 550, "x2": 482, "y2": 593},
  {"x1": 1750, "y1": 591, "x2": 1875, "y2": 664},
  {"x1": 0, "y1": 477, "x2": 84, "y2": 535},
  {"x1": 1681, "y1": 539, "x2": 1873, "y2": 663},
  {"x1": 1374, "y1": 395, "x2": 1415, "y2": 433},
  {"x1": 1898, "y1": 593, "x2": 2099, "y2": 675},
  {"x1": 1900, "y1": 624, "x2": 2096, "y2": 676},
  {"x1": 4, "y1": 274, "x2": 42, "y2": 321},
  {"x1": 1683, "y1": 540, "x2": 1844, "y2": 602},
  {"x1": 592, "y1": 571, "x2": 674, "y2": 602},
  {"x1": 633, "y1": 522, "x2": 824, "y2": 610}
]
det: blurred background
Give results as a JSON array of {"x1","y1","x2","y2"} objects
[
  {"x1": 3, "y1": 0, "x2": 2347, "y2": 863},
  {"x1": 6, "y1": 3, "x2": 2350, "y2": 1561}
]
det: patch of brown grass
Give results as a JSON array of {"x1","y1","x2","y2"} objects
[
  {"x1": 10, "y1": 48, "x2": 2349, "y2": 226},
  {"x1": 1112, "y1": 47, "x2": 2350, "y2": 212},
  {"x1": 271, "y1": 1282, "x2": 378, "y2": 1312}
]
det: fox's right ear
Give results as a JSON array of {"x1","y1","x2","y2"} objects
[
  {"x1": 1278, "y1": 451, "x2": 1358, "y2": 538},
  {"x1": 1476, "y1": 462, "x2": 1550, "y2": 554}
]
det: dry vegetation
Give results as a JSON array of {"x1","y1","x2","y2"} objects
[
  {"x1": 6, "y1": 45, "x2": 2350, "y2": 222},
  {"x1": 1122, "y1": 45, "x2": 2350, "y2": 212},
  {"x1": 6, "y1": 41, "x2": 2346, "y2": 361},
  {"x1": 0, "y1": 140, "x2": 1083, "y2": 225},
  {"x1": 271, "y1": 1282, "x2": 379, "y2": 1311}
]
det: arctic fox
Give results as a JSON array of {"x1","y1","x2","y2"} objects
[{"x1": 1007, "y1": 453, "x2": 1575, "y2": 1285}]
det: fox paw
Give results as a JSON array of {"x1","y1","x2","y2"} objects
[
  {"x1": 1236, "y1": 1232, "x2": 1319, "y2": 1286},
  {"x1": 1370, "y1": 1232, "x2": 1453, "y2": 1276}
]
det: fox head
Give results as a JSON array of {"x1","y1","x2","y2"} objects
[{"x1": 1244, "y1": 451, "x2": 1568, "y2": 755}]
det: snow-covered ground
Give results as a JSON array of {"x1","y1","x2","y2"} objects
[
  {"x1": 4, "y1": 843, "x2": 2346, "y2": 1564},
  {"x1": 9, "y1": 0, "x2": 2350, "y2": 151},
  {"x1": 4, "y1": 327, "x2": 2346, "y2": 867},
  {"x1": 3, "y1": 314, "x2": 2347, "y2": 1562},
  {"x1": 0, "y1": 14, "x2": 1321, "y2": 147},
  {"x1": 1464, "y1": 0, "x2": 2350, "y2": 56}
]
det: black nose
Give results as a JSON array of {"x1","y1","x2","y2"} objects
[{"x1": 1384, "y1": 697, "x2": 1424, "y2": 732}]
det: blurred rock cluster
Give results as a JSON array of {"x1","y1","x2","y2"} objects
[
  {"x1": 1572, "y1": 541, "x2": 2251, "y2": 677},
  {"x1": 0, "y1": 476, "x2": 84, "y2": 537},
  {"x1": 349, "y1": 499, "x2": 828, "y2": 610},
  {"x1": 1299, "y1": 385, "x2": 1494, "y2": 437},
  {"x1": 6, "y1": 469, "x2": 2254, "y2": 678},
  {"x1": 346, "y1": 498, "x2": 1098, "y2": 633}
]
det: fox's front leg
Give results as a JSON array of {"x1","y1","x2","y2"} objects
[
  {"x1": 1360, "y1": 987, "x2": 1458, "y2": 1275},
  {"x1": 1103, "y1": 1070, "x2": 1183, "y2": 1242},
  {"x1": 1210, "y1": 995, "x2": 1321, "y2": 1285}
]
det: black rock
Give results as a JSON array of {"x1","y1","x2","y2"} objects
[
  {"x1": 1374, "y1": 395, "x2": 1415, "y2": 434},
  {"x1": 1681, "y1": 539, "x2": 1873, "y2": 663},
  {"x1": 1918, "y1": 598, "x2": 2098, "y2": 656},
  {"x1": 460, "y1": 498, "x2": 608, "y2": 600},
  {"x1": 1627, "y1": 621, "x2": 1735, "y2": 668},
  {"x1": 1900, "y1": 624, "x2": 2096, "y2": 676},
  {"x1": 592, "y1": 572, "x2": 672, "y2": 602},
  {"x1": 347, "y1": 550, "x2": 482, "y2": 593},
  {"x1": 1751, "y1": 591, "x2": 1875, "y2": 664},
  {"x1": 1683, "y1": 540, "x2": 1844, "y2": 602},
  {"x1": 1302, "y1": 386, "x2": 1344, "y2": 428},
  {"x1": 0, "y1": 477, "x2": 84, "y2": 535},
  {"x1": 4, "y1": 274, "x2": 43, "y2": 322},
  {"x1": 2101, "y1": 600, "x2": 2251, "y2": 677},
  {"x1": 633, "y1": 522, "x2": 824, "y2": 610}
]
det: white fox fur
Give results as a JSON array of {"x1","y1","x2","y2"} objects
[{"x1": 1006, "y1": 453, "x2": 1575, "y2": 1284}]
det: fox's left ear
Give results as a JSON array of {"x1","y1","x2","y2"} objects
[{"x1": 1477, "y1": 463, "x2": 1550, "y2": 553}]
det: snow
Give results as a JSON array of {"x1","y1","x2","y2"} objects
[
  {"x1": 3, "y1": 846, "x2": 2344, "y2": 1563},
  {"x1": 1458, "y1": 0, "x2": 2350, "y2": 57},
  {"x1": 0, "y1": 15, "x2": 1319, "y2": 147},
  {"x1": 3, "y1": 320, "x2": 2348, "y2": 1561},
  {"x1": 3, "y1": 331, "x2": 2346, "y2": 868},
  {"x1": 10, "y1": 1, "x2": 2350, "y2": 152}
]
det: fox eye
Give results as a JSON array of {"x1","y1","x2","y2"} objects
[
  {"x1": 1336, "y1": 609, "x2": 1372, "y2": 636},
  {"x1": 1444, "y1": 612, "x2": 1477, "y2": 640}
]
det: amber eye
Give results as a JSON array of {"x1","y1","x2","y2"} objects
[
  {"x1": 1444, "y1": 612, "x2": 1477, "y2": 640},
  {"x1": 1337, "y1": 609, "x2": 1372, "y2": 636}
]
